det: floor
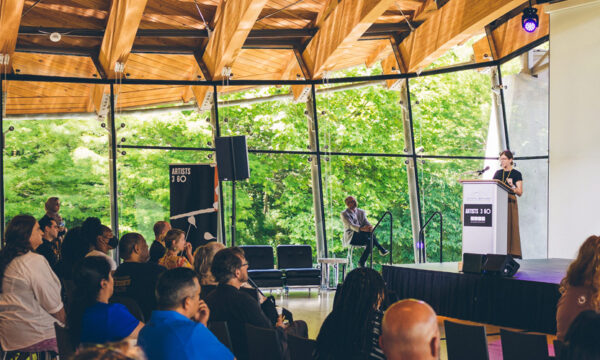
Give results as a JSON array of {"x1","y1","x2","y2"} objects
[{"x1": 278, "y1": 289, "x2": 557, "y2": 359}]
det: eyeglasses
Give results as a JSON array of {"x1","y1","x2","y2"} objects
[{"x1": 241, "y1": 262, "x2": 249, "y2": 268}]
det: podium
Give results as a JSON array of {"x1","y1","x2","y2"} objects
[{"x1": 460, "y1": 179, "x2": 513, "y2": 255}]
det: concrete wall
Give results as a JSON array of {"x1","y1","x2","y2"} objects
[{"x1": 547, "y1": 0, "x2": 600, "y2": 258}]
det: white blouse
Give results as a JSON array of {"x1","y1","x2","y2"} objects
[{"x1": 0, "y1": 252, "x2": 64, "y2": 351}]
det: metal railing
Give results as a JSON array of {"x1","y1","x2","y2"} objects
[
  {"x1": 369, "y1": 211, "x2": 393, "y2": 268},
  {"x1": 418, "y1": 211, "x2": 443, "y2": 263}
]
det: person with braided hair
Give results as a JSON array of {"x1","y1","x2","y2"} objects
[
  {"x1": 0, "y1": 215, "x2": 65, "y2": 353},
  {"x1": 83, "y1": 217, "x2": 118, "y2": 271}
]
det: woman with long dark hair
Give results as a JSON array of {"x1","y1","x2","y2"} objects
[
  {"x1": 69, "y1": 256, "x2": 143, "y2": 346},
  {"x1": 492, "y1": 149, "x2": 523, "y2": 258},
  {"x1": 315, "y1": 268, "x2": 386, "y2": 360},
  {"x1": 556, "y1": 235, "x2": 600, "y2": 340},
  {"x1": 0, "y1": 215, "x2": 65, "y2": 353},
  {"x1": 82, "y1": 217, "x2": 118, "y2": 271}
]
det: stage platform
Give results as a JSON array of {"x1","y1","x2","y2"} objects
[{"x1": 382, "y1": 259, "x2": 572, "y2": 335}]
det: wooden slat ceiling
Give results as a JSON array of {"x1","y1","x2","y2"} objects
[{"x1": 1, "y1": 0, "x2": 549, "y2": 115}]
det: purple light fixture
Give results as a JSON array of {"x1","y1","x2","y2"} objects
[{"x1": 522, "y1": 2, "x2": 539, "y2": 33}]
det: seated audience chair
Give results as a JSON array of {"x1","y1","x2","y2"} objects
[
  {"x1": 553, "y1": 339, "x2": 565, "y2": 359},
  {"x1": 500, "y1": 329, "x2": 550, "y2": 360},
  {"x1": 277, "y1": 245, "x2": 321, "y2": 294},
  {"x1": 444, "y1": 320, "x2": 490, "y2": 360},
  {"x1": 287, "y1": 334, "x2": 316, "y2": 360},
  {"x1": 54, "y1": 322, "x2": 75, "y2": 360},
  {"x1": 245, "y1": 323, "x2": 283, "y2": 360},
  {"x1": 209, "y1": 321, "x2": 234, "y2": 351},
  {"x1": 239, "y1": 246, "x2": 284, "y2": 289}
]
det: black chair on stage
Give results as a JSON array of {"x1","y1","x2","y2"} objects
[
  {"x1": 500, "y1": 329, "x2": 550, "y2": 360},
  {"x1": 277, "y1": 245, "x2": 321, "y2": 294},
  {"x1": 287, "y1": 334, "x2": 316, "y2": 360},
  {"x1": 239, "y1": 245, "x2": 284, "y2": 289},
  {"x1": 54, "y1": 322, "x2": 75, "y2": 360},
  {"x1": 209, "y1": 321, "x2": 233, "y2": 351},
  {"x1": 444, "y1": 320, "x2": 490, "y2": 360},
  {"x1": 245, "y1": 323, "x2": 283, "y2": 360}
]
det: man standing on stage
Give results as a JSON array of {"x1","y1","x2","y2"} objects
[{"x1": 341, "y1": 196, "x2": 389, "y2": 267}]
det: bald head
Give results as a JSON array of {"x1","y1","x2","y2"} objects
[{"x1": 380, "y1": 299, "x2": 440, "y2": 360}]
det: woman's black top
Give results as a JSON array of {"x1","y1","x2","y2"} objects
[{"x1": 493, "y1": 168, "x2": 523, "y2": 188}]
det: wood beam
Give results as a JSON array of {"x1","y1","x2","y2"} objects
[
  {"x1": 193, "y1": 0, "x2": 268, "y2": 109},
  {"x1": 386, "y1": 0, "x2": 526, "y2": 74},
  {"x1": 312, "y1": 0, "x2": 339, "y2": 28},
  {"x1": 98, "y1": 0, "x2": 148, "y2": 79},
  {"x1": 90, "y1": 0, "x2": 148, "y2": 114},
  {"x1": 302, "y1": 0, "x2": 396, "y2": 79},
  {"x1": 0, "y1": 0, "x2": 25, "y2": 73},
  {"x1": 412, "y1": 0, "x2": 438, "y2": 22},
  {"x1": 473, "y1": 4, "x2": 548, "y2": 62},
  {"x1": 202, "y1": 0, "x2": 269, "y2": 80},
  {"x1": 365, "y1": 38, "x2": 391, "y2": 68}
]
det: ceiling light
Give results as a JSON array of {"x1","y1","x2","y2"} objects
[
  {"x1": 522, "y1": 6, "x2": 539, "y2": 33},
  {"x1": 49, "y1": 32, "x2": 61, "y2": 42}
]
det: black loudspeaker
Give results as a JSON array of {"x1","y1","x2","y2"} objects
[
  {"x1": 483, "y1": 254, "x2": 520, "y2": 277},
  {"x1": 463, "y1": 253, "x2": 486, "y2": 274},
  {"x1": 215, "y1": 136, "x2": 250, "y2": 181}
]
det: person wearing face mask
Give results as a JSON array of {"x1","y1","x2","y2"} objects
[
  {"x1": 492, "y1": 150, "x2": 523, "y2": 258},
  {"x1": 112, "y1": 233, "x2": 166, "y2": 321},
  {"x1": 83, "y1": 217, "x2": 119, "y2": 271}
]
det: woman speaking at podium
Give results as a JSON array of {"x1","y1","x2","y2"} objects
[{"x1": 492, "y1": 150, "x2": 523, "y2": 259}]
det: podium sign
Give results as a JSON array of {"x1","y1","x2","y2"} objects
[{"x1": 460, "y1": 180, "x2": 512, "y2": 255}]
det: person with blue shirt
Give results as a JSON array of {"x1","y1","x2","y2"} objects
[
  {"x1": 68, "y1": 256, "x2": 143, "y2": 346},
  {"x1": 138, "y1": 267, "x2": 234, "y2": 360}
]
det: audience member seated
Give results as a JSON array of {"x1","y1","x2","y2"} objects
[
  {"x1": 40, "y1": 196, "x2": 67, "y2": 241},
  {"x1": 158, "y1": 229, "x2": 193, "y2": 270},
  {"x1": 194, "y1": 241, "x2": 225, "y2": 298},
  {"x1": 205, "y1": 247, "x2": 290, "y2": 360},
  {"x1": 69, "y1": 256, "x2": 143, "y2": 346},
  {"x1": 36, "y1": 215, "x2": 60, "y2": 272},
  {"x1": 0, "y1": 215, "x2": 66, "y2": 353},
  {"x1": 113, "y1": 232, "x2": 166, "y2": 321},
  {"x1": 315, "y1": 268, "x2": 386, "y2": 360},
  {"x1": 560, "y1": 310, "x2": 600, "y2": 360},
  {"x1": 72, "y1": 340, "x2": 146, "y2": 360},
  {"x1": 149, "y1": 221, "x2": 170, "y2": 264},
  {"x1": 557, "y1": 235, "x2": 600, "y2": 340},
  {"x1": 83, "y1": 217, "x2": 118, "y2": 271},
  {"x1": 138, "y1": 268, "x2": 234, "y2": 360},
  {"x1": 56, "y1": 226, "x2": 87, "y2": 280},
  {"x1": 379, "y1": 299, "x2": 440, "y2": 360}
]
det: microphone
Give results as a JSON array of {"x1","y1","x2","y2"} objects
[{"x1": 477, "y1": 166, "x2": 490, "y2": 175}]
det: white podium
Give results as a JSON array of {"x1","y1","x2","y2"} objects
[{"x1": 460, "y1": 179, "x2": 513, "y2": 255}]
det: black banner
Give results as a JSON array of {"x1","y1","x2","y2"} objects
[
  {"x1": 464, "y1": 204, "x2": 493, "y2": 227},
  {"x1": 169, "y1": 164, "x2": 218, "y2": 249}
]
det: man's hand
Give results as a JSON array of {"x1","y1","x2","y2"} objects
[
  {"x1": 194, "y1": 300, "x2": 210, "y2": 326},
  {"x1": 360, "y1": 225, "x2": 374, "y2": 232},
  {"x1": 276, "y1": 314, "x2": 288, "y2": 329}
]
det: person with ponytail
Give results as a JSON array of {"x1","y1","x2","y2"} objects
[
  {"x1": 82, "y1": 217, "x2": 118, "y2": 271},
  {"x1": 158, "y1": 229, "x2": 193, "y2": 270},
  {"x1": 69, "y1": 256, "x2": 143, "y2": 346},
  {"x1": 0, "y1": 215, "x2": 65, "y2": 353}
]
